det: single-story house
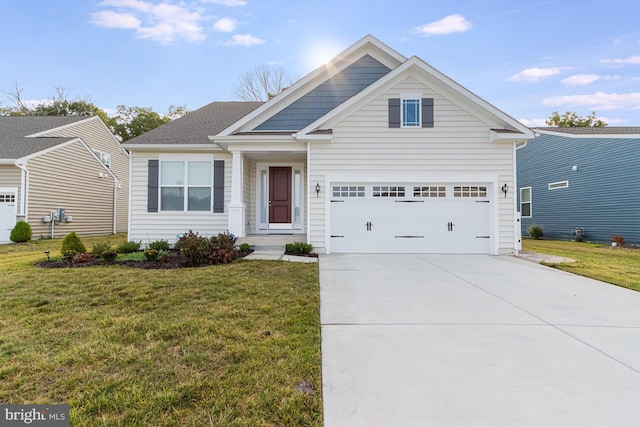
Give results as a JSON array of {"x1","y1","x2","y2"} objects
[
  {"x1": 0, "y1": 116, "x2": 129, "y2": 242},
  {"x1": 517, "y1": 127, "x2": 640, "y2": 245},
  {"x1": 123, "y1": 34, "x2": 534, "y2": 254}
]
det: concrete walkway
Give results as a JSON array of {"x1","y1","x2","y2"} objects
[{"x1": 320, "y1": 254, "x2": 640, "y2": 426}]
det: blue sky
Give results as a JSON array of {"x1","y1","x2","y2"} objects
[{"x1": 2, "y1": 0, "x2": 640, "y2": 126}]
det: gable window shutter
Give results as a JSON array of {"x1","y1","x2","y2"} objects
[
  {"x1": 422, "y1": 98, "x2": 434, "y2": 128},
  {"x1": 388, "y1": 98, "x2": 400, "y2": 128},
  {"x1": 147, "y1": 160, "x2": 159, "y2": 213},
  {"x1": 213, "y1": 160, "x2": 225, "y2": 213}
]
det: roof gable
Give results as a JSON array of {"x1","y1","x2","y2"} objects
[
  {"x1": 295, "y1": 56, "x2": 534, "y2": 140},
  {"x1": 218, "y1": 34, "x2": 406, "y2": 137},
  {"x1": 254, "y1": 55, "x2": 391, "y2": 131},
  {"x1": 0, "y1": 116, "x2": 87, "y2": 160}
]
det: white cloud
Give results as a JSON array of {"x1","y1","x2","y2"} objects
[
  {"x1": 543, "y1": 92, "x2": 640, "y2": 110},
  {"x1": 90, "y1": 10, "x2": 141, "y2": 29},
  {"x1": 600, "y1": 55, "x2": 640, "y2": 65},
  {"x1": 200, "y1": 0, "x2": 247, "y2": 5},
  {"x1": 416, "y1": 14, "x2": 472, "y2": 36},
  {"x1": 213, "y1": 17, "x2": 237, "y2": 32},
  {"x1": 90, "y1": 0, "x2": 206, "y2": 44},
  {"x1": 561, "y1": 74, "x2": 619, "y2": 86},
  {"x1": 222, "y1": 33, "x2": 265, "y2": 47},
  {"x1": 506, "y1": 67, "x2": 564, "y2": 82}
]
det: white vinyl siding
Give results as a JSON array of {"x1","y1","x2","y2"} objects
[
  {"x1": 128, "y1": 151, "x2": 231, "y2": 245},
  {"x1": 309, "y1": 76, "x2": 516, "y2": 254}
]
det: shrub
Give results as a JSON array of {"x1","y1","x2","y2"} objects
[
  {"x1": 239, "y1": 243, "x2": 251, "y2": 252},
  {"x1": 209, "y1": 249, "x2": 238, "y2": 265},
  {"x1": 101, "y1": 249, "x2": 118, "y2": 262},
  {"x1": 116, "y1": 240, "x2": 141, "y2": 254},
  {"x1": 91, "y1": 241, "x2": 111, "y2": 255},
  {"x1": 73, "y1": 253, "x2": 96, "y2": 264},
  {"x1": 148, "y1": 239, "x2": 170, "y2": 252},
  {"x1": 176, "y1": 230, "x2": 211, "y2": 267},
  {"x1": 144, "y1": 249, "x2": 159, "y2": 261},
  {"x1": 62, "y1": 250, "x2": 77, "y2": 261},
  {"x1": 210, "y1": 232, "x2": 237, "y2": 250},
  {"x1": 527, "y1": 224, "x2": 544, "y2": 240},
  {"x1": 285, "y1": 242, "x2": 313, "y2": 255},
  {"x1": 612, "y1": 235, "x2": 625, "y2": 246},
  {"x1": 61, "y1": 232, "x2": 86, "y2": 255},
  {"x1": 10, "y1": 221, "x2": 32, "y2": 243}
]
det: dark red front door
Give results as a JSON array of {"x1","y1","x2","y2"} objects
[{"x1": 269, "y1": 167, "x2": 291, "y2": 223}]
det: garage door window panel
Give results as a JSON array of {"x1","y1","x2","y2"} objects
[
  {"x1": 373, "y1": 186, "x2": 405, "y2": 197},
  {"x1": 414, "y1": 186, "x2": 446, "y2": 197},
  {"x1": 333, "y1": 186, "x2": 365, "y2": 198},
  {"x1": 454, "y1": 185, "x2": 487, "y2": 198}
]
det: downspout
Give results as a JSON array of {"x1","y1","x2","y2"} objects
[
  {"x1": 512, "y1": 142, "x2": 519, "y2": 256},
  {"x1": 113, "y1": 178, "x2": 120, "y2": 235},
  {"x1": 14, "y1": 161, "x2": 29, "y2": 221}
]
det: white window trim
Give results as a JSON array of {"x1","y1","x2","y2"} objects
[
  {"x1": 548, "y1": 180, "x2": 569, "y2": 190},
  {"x1": 158, "y1": 154, "x2": 215, "y2": 213},
  {"x1": 400, "y1": 93, "x2": 422, "y2": 128},
  {"x1": 520, "y1": 186, "x2": 532, "y2": 218}
]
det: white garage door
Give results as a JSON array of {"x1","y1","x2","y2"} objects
[{"x1": 330, "y1": 183, "x2": 491, "y2": 253}]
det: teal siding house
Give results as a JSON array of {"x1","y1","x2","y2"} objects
[{"x1": 517, "y1": 127, "x2": 640, "y2": 245}]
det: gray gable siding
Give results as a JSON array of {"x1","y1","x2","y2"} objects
[
  {"x1": 517, "y1": 132, "x2": 640, "y2": 245},
  {"x1": 254, "y1": 55, "x2": 391, "y2": 131}
]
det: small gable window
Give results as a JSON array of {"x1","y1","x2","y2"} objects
[
  {"x1": 402, "y1": 98, "x2": 421, "y2": 127},
  {"x1": 389, "y1": 97, "x2": 434, "y2": 128}
]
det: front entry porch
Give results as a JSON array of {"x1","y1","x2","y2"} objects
[{"x1": 226, "y1": 147, "x2": 307, "y2": 238}]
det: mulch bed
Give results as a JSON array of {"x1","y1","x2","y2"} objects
[{"x1": 35, "y1": 251, "x2": 253, "y2": 269}]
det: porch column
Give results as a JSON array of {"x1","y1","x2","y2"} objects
[{"x1": 228, "y1": 150, "x2": 245, "y2": 237}]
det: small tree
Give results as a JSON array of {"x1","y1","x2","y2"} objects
[
  {"x1": 10, "y1": 221, "x2": 32, "y2": 243},
  {"x1": 61, "y1": 232, "x2": 87, "y2": 255}
]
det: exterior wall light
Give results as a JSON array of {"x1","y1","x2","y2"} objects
[
  {"x1": 501, "y1": 183, "x2": 509, "y2": 198},
  {"x1": 315, "y1": 183, "x2": 321, "y2": 197}
]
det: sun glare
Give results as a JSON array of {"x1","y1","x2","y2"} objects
[{"x1": 303, "y1": 39, "x2": 344, "y2": 70}]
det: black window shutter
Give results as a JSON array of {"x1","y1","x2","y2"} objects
[
  {"x1": 388, "y1": 98, "x2": 400, "y2": 128},
  {"x1": 147, "y1": 159, "x2": 159, "y2": 212},
  {"x1": 422, "y1": 98, "x2": 434, "y2": 128},
  {"x1": 213, "y1": 160, "x2": 225, "y2": 213}
]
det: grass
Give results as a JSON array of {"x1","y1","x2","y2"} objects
[
  {"x1": 0, "y1": 234, "x2": 322, "y2": 426},
  {"x1": 523, "y1": 238, "x2": 640, "y2": 292}
]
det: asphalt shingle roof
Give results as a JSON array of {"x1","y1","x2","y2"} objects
[
  {"x1": 125, "y1": 101, "x2": 263, "y2": 145},
  {"x1": 0, "y1": 116, "x2": 86, "y2": 159},
  {"x1": 534, "y1": 126, "x2": 640, "y2": 135}
]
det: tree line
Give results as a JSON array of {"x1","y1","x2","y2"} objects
[{"x1": 0, "y1": 83, "x2": 187, "y2": 142}]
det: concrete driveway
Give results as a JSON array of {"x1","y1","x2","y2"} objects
[{"x1": 320, "y1": 254, "x2": 640, "y2": 426}]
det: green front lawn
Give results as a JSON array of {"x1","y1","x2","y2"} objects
[
  {"x1": 0, "y1": 235, "x2": 322, "y2": 426},
  {"x1": 522, "y1": 239, "x2": 640, "y2": 292}
]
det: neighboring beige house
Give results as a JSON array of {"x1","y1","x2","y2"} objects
[
  {"x1": 0, "y1": 116, "x2": 129, "y2": 241},
  {"x1": 124, "y1": 35, "x2": 534, "y2": 255}
]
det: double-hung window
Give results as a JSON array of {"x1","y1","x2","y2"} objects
[
  {"x1": 160, "y1": 160, "x2": 212, "y2": 211},
  {"x1": 402, "y1": 98, "x2": 421, "y2": 127},
  {"x1": 520, "y1": 187, "x2": 532, "y2": 218}
]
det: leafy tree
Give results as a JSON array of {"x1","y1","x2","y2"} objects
[
  {"x1": 546, "y1": 111, "x2": 607, "y2": 127},
  {"x1": 110, "y1": 105, "x2": 187, "y2": 142},
  {"x1": 234, "y1": 65, "x2": 294, "y2": 102}
]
